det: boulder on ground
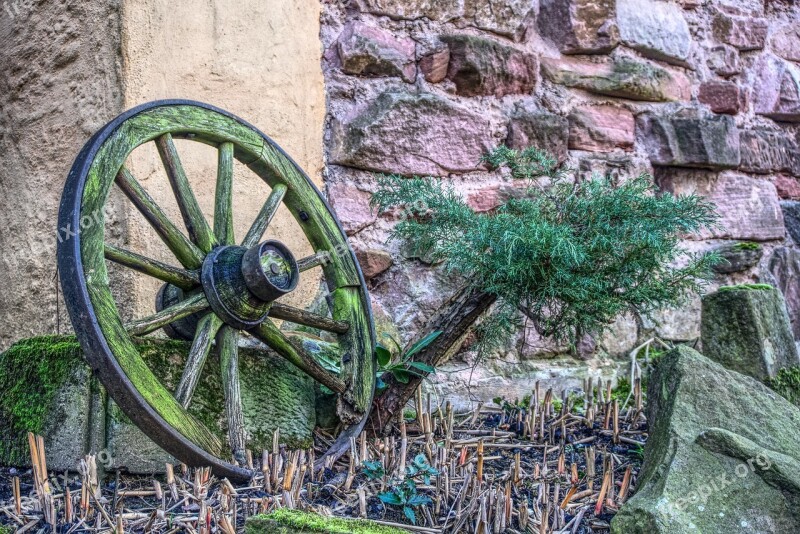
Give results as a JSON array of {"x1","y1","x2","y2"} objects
[
  {"x1": 611, "y1": 346, "x2": 800, "y2": 533},
  {"x1": 701, "y1": 285, "x2": 799, "y2": 382}
]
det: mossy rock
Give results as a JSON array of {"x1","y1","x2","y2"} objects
[
  {"x1": 245, "y1": 509, "x2": 409, "y2": 534},
  {"x1": 768, "y1": 366, "x2": 800, "y2": 407},
  {"x1": 0, "y1": 335, "x2": 319, "y2": 472},
  {"x1": 701, "y1": 285, "x2": 800, "y2": 382}
]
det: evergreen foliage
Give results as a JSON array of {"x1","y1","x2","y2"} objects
[{"x1": 371, "y1": 146, "x2": 719, "y2": 349}]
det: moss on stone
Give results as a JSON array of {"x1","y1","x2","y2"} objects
[
  {"x1": 0, "y1": 335, "x2": 83, "y2": 465},
  {"x1": 245, "y1": 509, "x2": 408, "y2": 534},
  {"x1": 718, "y1": 283, "x2": 773, "y2": 291},
  {"x1": 732, "y1": 241, "x2": 760, "y2": 251},
  {"x1": 768, "y1": 366, "x2": 800, "y2": 407}
]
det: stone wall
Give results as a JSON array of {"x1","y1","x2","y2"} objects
[{"x1": 319, "y1": 0, "x2": 800, "y2": 406}]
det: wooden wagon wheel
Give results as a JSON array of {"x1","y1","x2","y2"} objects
[{"x1": 57, "y1": 100, "x2": 375, "y2": 481}]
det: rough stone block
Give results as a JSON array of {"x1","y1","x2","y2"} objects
[
  {"x1": 773, "y1": 174, "x2": 800, "y2": 200},
  {"x1": 442, "y1": 34, "x2": 537, "y2": 97},
  {"x1": 327, "y1": 181, "x2": 377, "y2": 235},
  {"x1": 768, "y1": 246, "x2": 800, "y2": 339},
  {"x1": 419, "y1": 48, "x2": 449, "y2": 83},
  {"x1": 739, "y1": 128, "x2": 800, "y2": 176},
  {"x1": 771, "y1": 22, "x2": 800, "y2": 62},
  {"x1": 781, "y1": 200, "x2": 800, "y2": 245},
  {"x1": 637, "y1": 111, "x2": 740, "y2": 169},
  {"x1": 541, "y1": 56, "x2": 690, "y2": 102},
  {"x1": 354, "y1": 247, "x2": 393, "y2": 279},
  {"x1": 711, "y1": 241, "x2": 762, "y2": 274},
  {"x1": 754, "y1": 54, "x2": 800, "y2": 122},
  {"x1": 568, "y1": 104, "x2": 634, "y2": 151},
  {"x1": 463, "y1": 0, "x2": 536, "y2": 41},
  {"x1": 330, "y1": 90, "x2": 496, "y2": 175},
  {"x1": 706, "y1": 43, "x2": 740, "y2": 77},
  {"x1": 337, "y1": 22, "x2": 416, "y2": 82},
  {"x1": 713, "y1": 11, "x2": 768, "y2": 51},
  {"x1": 698, "y1": 80, "x2": 742, "y2": 115},
  {"x1": 506, "y1": 108, "x2": 569, "y2": 162},
  {"x1": 656, "y1": 169, "x2": 784, "y2": 241},
  {"x1": 538, "y1": 0, "x2": 619, "y2": 54},
  {"x1": 612, "y1": 346, "x2": 800, "y2": 533},
  {"x1": 359, "y1": 0, "x2": 461, "y2": 21},
  {"x1": 702, "y1": 286, "x2": 799, "y2": 382},
  {"x1": 617, "y1": 0, "x2": 693, "y2": 66}
]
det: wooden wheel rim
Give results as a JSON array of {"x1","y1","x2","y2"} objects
[{"x1": 57, "y1": 100, "x2": 376, "y2": 481}]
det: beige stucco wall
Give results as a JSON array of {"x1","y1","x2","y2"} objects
[
  {"x1": 0, "y1": 1, "x2": 326, "y2": 348},
  {"x1": 120, "y1": 0, "x2": 327, "y2": 317}
]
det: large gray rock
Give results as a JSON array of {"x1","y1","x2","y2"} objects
[
  {"x1": 754, "y1": 54, "x2": 800, "y2": 122},
  {"x1": 541, "y1": 56, "x2": 691, "y2": 102},
  {"x1": 781, "y1": 200, "x2": 800, "y2": 245},
  {"x1": 359, "y1": 0, "x2": 461, "y2": 21},
  {"x1": 612, "y1": 346, "x2": 800, "y2": 533},
  {"x1": 637, "y1": 111, "x2": 740, "y2": 169},
  {"x1": 768, "y1": 246, "x2": 800, "y2": 339},
  {"x1": 616, "y1": 0, "x2": 692, "y2": 66},
  {"x1": 330, "y1": 90, "x2": 496, "y2": 175},
  {"x1": 442, "y1": 34, "x2": 538, "y2": 97},
  {"x1": 538, "y1": 0, "x2": 619, "y2": 55},
  {"x1": 656, "y1": 169, "x2": 785, "y2": 241},
  {"x1": 701, "y1": 286, "x2": 800, "y2": 382},
  {"x1": 463, "y1": 0, "x2": 535, "y2": 41}
]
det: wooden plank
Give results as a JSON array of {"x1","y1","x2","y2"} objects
[
  {"x1": 156, "y1": 133, "x2": 217, "y2": 253},
  {"x1": 218, "y1": 326, "x2": 247, "y2": 462},
  {"x1": 268, "y1": 302, "x2": 349, "y2": 334},
  {"x1": 175, "y1": 313, "x2": 224, "y2": 408},
  {"x1": 104, "y1": 244, "x2": 199, "y2": 290},
  {"x1": 241, "y1": 183, "x2": 287, "y2": 248},
  {"x1": 124, "y1": 293, "x2": 208, "y2": 336},
  {"x1": 115, "y1": 167, "x2": 205, "y2": 269},
  {"x1": 250, "y1": 319, "x2": 347, "y2": 394},
  {"x1": 214, "y1": 142, "x2": 235, "y2": 246},
  {"x1": 331, "y1": 286, "x2": 374, "y2": 414},
  {"x1": 297, "y1": 251, "x2": 330, "y2": 272}
]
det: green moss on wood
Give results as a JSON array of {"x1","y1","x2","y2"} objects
[
  {"x1": 768, "y1": 366, "x2": 800, "y2": 407},
  {"x1": 0, "y1": 336, "x2": 83, "y2": 465},
  {"x1": 245, "y1": 509, "x2": 408, "y2": 534}
]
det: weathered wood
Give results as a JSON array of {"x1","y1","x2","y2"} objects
[
  {"x1": 124, "y1": 293, "x2": 209, "y2": 336},
  {"x1": 268, "y1": 302, "x2": 349, "y2": 334},
  {"x1": 175, "y1": 313, "x2": 224, "y2": 408},
  {"x1": 156, "y1": 133, "x2": 217, "y2": 253},
  {"x1": 297, "y1": 251, "x2": 330, "y2": 272},
  {"x1": 241, "y1": 183, "x2": 287, "y2": 248},
  {"x1": 115, "y1": 166, "x2": 205, "y2": 269},
  {"x1": 331, "y1": 286, "x2": 375, "y2": 417},
  {"x1": 104, "y1": 244, "x2": 199, "y2": 290},
  {"x1": 218, "y1": 325, "x2": 247, "y2": 462},
  {"x1": 214, "y1": 142, "x2": 235, "y2": 246},
  {"x1": 368, "y1": 285, "x2": 496, "y2": 435},
  {"x1": 250, "y1": 319, "x2": 347, "y2": 394}
]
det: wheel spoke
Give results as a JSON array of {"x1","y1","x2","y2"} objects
[
  {"x1": 156, "y1": 133, "x2": 217, "y2": 253},
  {"x1": 218, "y1": 326, "x2": 247, "y2": 463},
  {"x1": 115, "y1": 167, "x2": 205, "y2": 269},
  {"x1": 175, "y1": 313, "x2": 224, "y2": 408},
  {"x1": 105, "y1": 244, "x2": 199, "y2": 290},
  {"x1": 268, "y1": 303, "x2": 349, "y2": 334},
  {"x1": 214, "y1": 142, "x2": 235, "y2": 246},
  {"x1": 297, "y1": 251, "x2": 331, "y2": 272},
  {"x1": 124, "y1": 293, "x2": 209, "y2": 336},
  {"x1": 241, "y1": 183, "x2": 288, "y2": 248},
  {"x1": 249, "y1": 319, "x2": 347, "y2": 394}
]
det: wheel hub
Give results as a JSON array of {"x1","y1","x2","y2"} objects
[{"x1": 201, "y1": 239, "x2": 299, "y2": 330}]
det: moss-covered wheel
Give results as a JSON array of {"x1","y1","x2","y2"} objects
[{"x1": 57, "y1": 100, "x2": 375, "y2": 481}]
